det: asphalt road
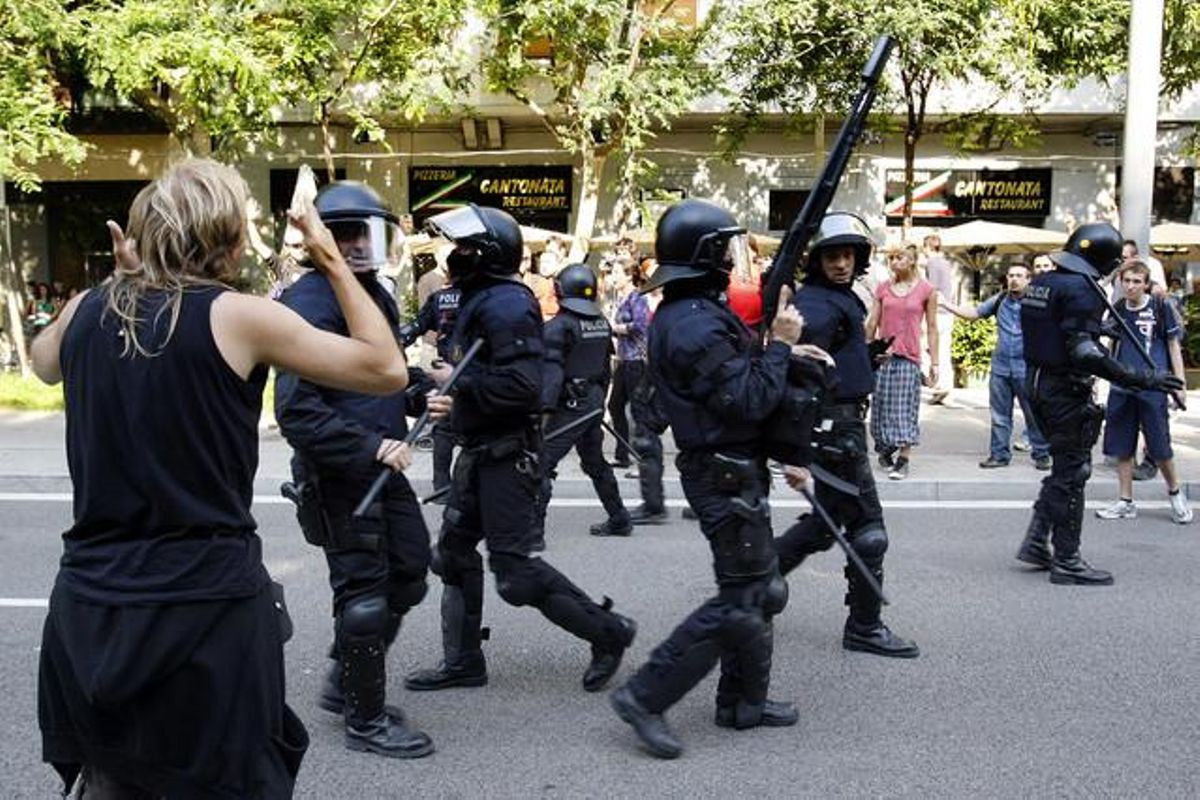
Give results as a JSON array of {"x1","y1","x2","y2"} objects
[{"x1": 1, "y1": 494, "x2": 1197, "y2": 799}]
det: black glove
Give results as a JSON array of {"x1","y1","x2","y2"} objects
[
  {"x1": 1132, "y1": 369, "x2": 1185, "y2": 394},
  {"x1": 867, "y1": 336, "x2": 894, "y2": 367}
]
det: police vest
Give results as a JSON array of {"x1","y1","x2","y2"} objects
[
  {"x1": 1020, "y1": 271, "x2": 1105, "y2": 370},
  {"x1": 561, "y1": 313, "x2": 612, "y2": 381}
]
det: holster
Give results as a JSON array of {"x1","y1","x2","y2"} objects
[
  {"x1": 707, "y1": 453, "x2": 773, "y2": 583},
  {"x1": 810, "y1": 403, "x2": 868, "y2": 466},
  {"x1": 281, "y1": 478, "x2": 335, "y2": 548}
]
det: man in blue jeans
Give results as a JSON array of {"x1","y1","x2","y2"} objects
[{"x1": 946, "y1": 263, "x2": 1050, "y2": 470}]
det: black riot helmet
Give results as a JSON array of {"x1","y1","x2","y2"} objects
[
  {"x1": 554, "y1": 263, "x2": 602, "y2": 316},
  {"x1": 426, "y1": 203, "x2": 523, "y2": 282},
  {"x1": 804, "y1": 211, "x2": 874, "y2": 283},
  {"x1": 642, "y1": 199, "x2": 747, "y2": 293},
  {"x1": 314, "y1": 181, "x2": 400, "y2": 271},
  {"x1": 1050, "y1": 222, "x2": 1124, "y2": 278}
]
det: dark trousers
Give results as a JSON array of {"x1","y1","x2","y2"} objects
[
  {"x1": 626, "y1": 457, "x2": 780, "y2": 714},
  {"x1": 536, "y1": 405, "x2": 627, "y2": 529},
  {"x1": 432, "y1": 422, "x2": 456, "y2": 490},
  {"x1": 437, "y1": 443, "x2": 624, "y2": 652},
  {"x1": 773, "y1": 416, "x2": 889, "y2": 625},
  {"x1": 1027, "y1": 371, "x2": 1102, "y2": 557},
  {"x1": 607, "y1": 360, "x2": 643, "y2": 463}
]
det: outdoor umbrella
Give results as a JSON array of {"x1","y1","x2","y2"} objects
[{"x1": 936, "y1": 219, "x2": 1066, "y2": 256}]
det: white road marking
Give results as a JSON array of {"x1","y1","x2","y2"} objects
[
  {"x1": 0, "y1": 493, "x2": 1175, "y2": 510},
  {"x1": 0, "y1": 598, "x2": 48, "y2": 608}
]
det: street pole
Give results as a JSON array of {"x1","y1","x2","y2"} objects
[{"x1": 1121, "y1": 0, "x2": 1164, "y2": 255}]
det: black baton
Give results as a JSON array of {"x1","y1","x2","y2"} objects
[
  {"x1": 600, "y1": 418, "x2": 644, "y2": 466},
  {"x1": 799, "y1": 486, "x2": 889, "y2": 605},
  {"x1": 353, "y1": 338, "x2": 485, "y2": 518}
]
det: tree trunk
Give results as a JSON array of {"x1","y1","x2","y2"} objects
[
  {"x1": 609, "y1": 151, "x2": 640, "y2": 234},
  {"x1": 320, "y1": 108, "x2": 337, "y2": 183},
  {"x1": 0, "y1": 186, "x2": 31, "y2": 376},
  {"x1": 569, "y1": 149, "x2": 606, "y2": 262},
  {"x1": 903, "y1": 129, "x2": 917, "y2": 238}
]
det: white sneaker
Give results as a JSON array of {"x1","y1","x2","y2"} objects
[
  {"x1": 1169, "y1": 492, "x2": 1193, "y2": 524},
  {"x1": 1095, "y1": 499, "x2": 1137, "y2": 520}
]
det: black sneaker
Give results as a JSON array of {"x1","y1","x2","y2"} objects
[
  {"x1": 681, "y1": 506, "x2": 698, "y2": 521},
  {"x1": 610, "y1": 685, "x2": 683, "y2": 759},
  {"x1": 1033, "y1": 456, "x2": 1051, "y2": 471},
  {"x1": 877, "y1": 449, "x2": 896, "y2": 469},
  {"x1": 978, "y1": 456, "x2": 1010, "y2": 469},
  {"x1": 1132, "y1": 460, "x2": 1158, "y2": 481}
]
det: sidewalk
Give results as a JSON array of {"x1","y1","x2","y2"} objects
[{"x1": 2, "y1": 386, "x2": 1199, "y2": 501}]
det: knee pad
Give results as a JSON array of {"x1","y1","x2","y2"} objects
[
  {"x1": 849, "y1": 523, "x2": 888, "y2": 565},
  {"x1": 716, "y1": 604, "x2": 767, "y2": 650},
  {"x1": 490, "y1": 553, "x2": 546, "y2": 608},
  {"x1": 390, "y1": 575, "x2": 428, "y2": 615},
  {"x1": 761, "y1": 573, "x2": 789, "y2": 617},
  {"x1": 339, "y1": 594, "x2": 390, "y2": 639}
]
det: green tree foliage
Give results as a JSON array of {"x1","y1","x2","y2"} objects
[
  {"x1": 1, "y1": 0, "x2": 88, "y2": 376},
  {"x1": 78, "y1": 1, "x2": 284, "y2": 157},
  {"x1": 253, "y1": 0, "x2": 469, "y2": 180},
  {"x1": 480, "y1": 0, "x2": 717, "y2": 253}
]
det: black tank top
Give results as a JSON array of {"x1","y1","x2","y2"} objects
[{"x1": 58, "y1": 285, "x2": 269, "y2": 603}]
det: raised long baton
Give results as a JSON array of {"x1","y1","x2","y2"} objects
[
  {"x1": 600, "y1": 418, "x2": 644, "y2": 466},
  {"x1": 1087, "y1": 280, "x2": 1185, "y2": 410},
  {"x1": 419, "y1": 406, "x2": 604, "y2": 504},
  {"x1": 353, "y1": 337, "x2": 485, "y2": 518},
  {"x1": 799, "y1": 486, "x2": 889, "y2": 605}
]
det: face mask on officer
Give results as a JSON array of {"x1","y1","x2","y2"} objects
[{"x1": 447, "y1": 244, "x2": 480, "y2": 283}]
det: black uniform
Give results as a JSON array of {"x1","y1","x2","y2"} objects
[
  {"x1": 770, "y1": 280, "x2": 917, "y2": 656},
  {"x1": 402, "y1": 285, "x2": 462, "y2": 491},
  {"x1": 536, "y1": 306, "x2": 630, "y2": 540},
  {"x1": 405, "y1": 276, "x2": 634, "y2": 691},
  {"x1": 620, "y1": 292, "x2": 792, "y2": 727},
  {"x1": 275, "y1": 271, "x2": 432, "y2": 744}
]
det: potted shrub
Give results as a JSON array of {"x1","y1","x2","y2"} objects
[{"x1": 950, "y1": 316, "x2": 997, "y2": 388}]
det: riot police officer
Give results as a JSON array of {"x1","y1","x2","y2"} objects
[
  {"x1": 400, "y1": 279, "x2": 462, "y2": 494},
  {"x1": 275, "y1": 181, "x2": 434, "y2": 758},
  {"x1": 773, "y1": 212, "x2": 919, "y2": 658},
  {"x1": 610, "y1": 199, "x2": 802, "y2": 759},
  {"x1": 533, "y1": 264, "x2": 632, "y2": 546},
  {"x1": 1017, "y1": 222, "x2": 1183, "y2": 585},
  {"x1": 404, "y1": 204, "x2": 636, "y2": 694}
]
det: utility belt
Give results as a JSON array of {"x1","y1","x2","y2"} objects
[
  {"x1": 1031, "y1": 366, "x2": 1093, "y2": 396},
  {"x1": 823, "y1": 399, "x2": 869, "y2": 421},
  {"x1": 561, "y1": 377, "x2": 603, "y2": 409},
  {"x1": 280, "y1": 470, "x2": 384, "y2": 553}
]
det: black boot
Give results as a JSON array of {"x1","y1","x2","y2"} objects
[
  {"x1": 843, "y1": 565, "x2": 920, "y2": 658},
  {"x1": 610, "y1": 685, "x2": 683, "y2": 759},
  {"x1": 404, "y1": 586, "x2": 488, "y2": 691},
  {"x1": 1049, "y1": 553, "x2": 1114, "y2": 586},
  {"x1": 1016, "y1": 509, "x2": 1053, "y2": 569},
  {"x1": 583, "y1": 612, "x2": 637, "y2": 692},
  {"x1": 629, "y1": 504, "x2": 669, "y2": 525},
  {"x1": 341, "y1": 640, "x2": 433, "y2": 759},
  {"x1": 714, "y1": 699, "x2": 799, "y2": 729},
  {"x1": 589, "y1": 515, "x2": 633, "y2": 537}
]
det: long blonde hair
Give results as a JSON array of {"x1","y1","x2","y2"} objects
[{"x1": 106, "y1": 158, "x2": 248, "y2": 356}]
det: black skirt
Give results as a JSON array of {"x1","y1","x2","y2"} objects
[{"x1": 39, "y1": 579, "x2": 308, "y2": 799}]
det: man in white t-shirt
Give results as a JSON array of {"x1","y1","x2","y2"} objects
[{"x1": 923, "y1": 233, "x2": 956, "y2": 404}]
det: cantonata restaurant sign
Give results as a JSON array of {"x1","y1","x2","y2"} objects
[
  {"x1": 409, "y1": 165, "x2": 572, "y2": 231},
  {"x1": 884, "y1": 168, "x2": 1052, "y2": 221}
]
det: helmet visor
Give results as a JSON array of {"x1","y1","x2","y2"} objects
[
  {"x1": 689, "y1": 225, "x2": 748, "y2": 271},
  {"x1": 425, "y1": 205, "x2": 488, "y2": 243},
  {"x1": 327, "y1": 217, "x2": 401, "y2": 271}
]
